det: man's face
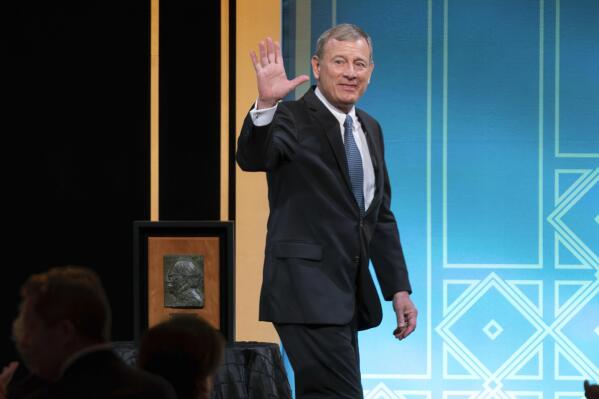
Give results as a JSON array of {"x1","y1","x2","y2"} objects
[
  {"x1": 311, "y1": 37, "x2": 374, "y2": 113},
  {"x1": 13, "y1": 296, "x2": 67, "y2": 380},
  {"x1": 166, "y1": 269, "x2": 186, "y2": 293}
]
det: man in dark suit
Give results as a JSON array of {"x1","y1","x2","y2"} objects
[
  {"x1": 237, "y1": 24, "x2": 417, "y2": 398},
  {"x1": 9, "y1": 266, "x2": 176, "y2": 399}
]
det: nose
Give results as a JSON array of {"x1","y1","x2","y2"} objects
[{"x1": 342, "y1": 64, "x2": 357, "y2": 79}]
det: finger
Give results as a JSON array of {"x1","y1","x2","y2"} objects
[
  {"x1": 274, "y1": 41, "x2": 282, "y2": 64},
  {"x1": 394, "y1": 302, "x2": 407, "y2": 332},
  {"x1": 394, "y1": 315, "x2": 407, "y2": 340},
  {"x1": 267, "y1": 37, "x2": 276, "y2": 64},
  {"x1": 249, "y1": 51, "x2": 260, "y2": 72},
  {"x1": 258, "y1": 40, "x2": 268, "y2": 68},
  {"x1": 401, "y1": 322, "x2": 416, "y2": 339},
  {"x1": 401, "y1": 312, "x2": 417, "y2": 339},
  {"x1": 396, "y1": 305, "x2": 406, "y2": 324},
  {"x1": 394, "y1": 328, "x2": 407, "y2": 339}
]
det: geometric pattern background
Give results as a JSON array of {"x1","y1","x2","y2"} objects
[{"x1": 282, "y1": 0, "x2": 598, "y2": 397}]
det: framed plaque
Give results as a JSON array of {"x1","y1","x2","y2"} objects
[{"x1": 133, "y1": 221, "x2": 234, "y2": 342}]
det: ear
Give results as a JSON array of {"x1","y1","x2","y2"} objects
[
  {"x1": 56, "y1": 319, "x2": 77, "y2": 343},
  {"x1": 311, "y1": 56, "x2": 320, "y2": 80},
  {"x1": 367, "y1": 62, "x2": 374, "y2": 84}
]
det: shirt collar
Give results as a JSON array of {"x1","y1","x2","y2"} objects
[{"x1": 314, "y1": 87, "x2": 358, "y2": 127}]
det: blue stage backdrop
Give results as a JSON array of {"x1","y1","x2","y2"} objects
[{"x1": 282, "y1": 0, "x2": 598, "y2": 397}]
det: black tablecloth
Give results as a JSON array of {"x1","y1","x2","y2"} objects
[
  {"x1": 211, "y1": 341, "x2": 291, "y2": 399},
  {"x1": 112, "y1": 341, "x2": 291, "y2": 399}
]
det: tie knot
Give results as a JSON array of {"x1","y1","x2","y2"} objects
[{"x1": 344, "y1": 115, "x2": 353, "y2": 130}]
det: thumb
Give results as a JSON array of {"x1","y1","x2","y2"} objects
[
  {"x1": 289, "y1": 75, "x2": 310, "y2": 90},
  {"x1": 397, "y1": 315, "x2": 406, "y2": 328},
  {"x1": 1, "y1": 362, "x2": 18, "y2": 378},
  {"x1": 394, "y1": 301, "x2": 406, "y2": 325},
  {"x1": 393, "y1": 311, "x2": 406, "y2": 338},
  {"x1": 396, "y1": 306, "x2": 406, "y2": 325}
]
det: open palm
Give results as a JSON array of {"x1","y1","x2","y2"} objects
[{"x1": 251, "y1": 37, "x2": 309, "y2": 109}]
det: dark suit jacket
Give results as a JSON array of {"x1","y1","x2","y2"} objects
[
  {"x1": 50, "y1": 349, "x2": 176, "y2": 399},
  {"x1": 6, "y1": 364, "x2": 51, "y2": 399},
  {"x1": 237, "y1": 87, "x2": 412, "y2": 330}
]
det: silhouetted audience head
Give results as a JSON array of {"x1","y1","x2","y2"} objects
[
  {"x1": 585, "y1": 380, "x2": 599, "y2": 399},
  {"x1": 12, "y1": 266, "x2": 111, "y2": 381},
  {"x1": 137, "y1": 315, "x2": 225, "y2": 399}
]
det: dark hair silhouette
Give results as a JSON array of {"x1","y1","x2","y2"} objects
[
  {"x1": 137, "y1": 315, "x2": 225, "y2": 399},
  {"x1": 585, "y1": 380, "x2": 599, "y2": 399},
  {"x1": 18, "y1": 266, "x2": 111, "y2": 342}
]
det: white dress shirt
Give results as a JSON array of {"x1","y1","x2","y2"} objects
[{"x1": 249, "y1": 88, "x2": 376, "y2": 210}]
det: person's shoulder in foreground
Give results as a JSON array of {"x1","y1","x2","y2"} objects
[{"x1": 54, "y1": 347, "x2": 176, "y2": 399}]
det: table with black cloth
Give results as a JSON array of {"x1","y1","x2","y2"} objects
[{"x1": 112, "y1": 341, "x2": 292, "y2": 399}]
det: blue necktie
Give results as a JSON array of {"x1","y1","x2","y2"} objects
[{"x1": 343, "y1": 115, "x2": 365, "y2": 216}]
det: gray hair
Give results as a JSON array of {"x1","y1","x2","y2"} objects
[
  {"x1": 314, "y1": 23, "x2": 373, "y2": 63},
  {"x1": 172, "y1": 260, "x2": 200, "y2": 276}
]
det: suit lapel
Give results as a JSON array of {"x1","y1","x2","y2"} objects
[
  {"x1": 302, "y1": 89, "x2": 353, "y2": 194},
  {"x1": 356, "y1": 109, "x2": 381, "y2": 173},
  {"x1": 302, "y1": 89, "x2": 385, "y2": 216},
  {"x1": 356, "y1": 108, "x2": 383, "y2": 214}
]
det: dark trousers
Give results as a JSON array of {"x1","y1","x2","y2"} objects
[{"x1": 274, "y1": 321, "x2": 363, "y2": 399}]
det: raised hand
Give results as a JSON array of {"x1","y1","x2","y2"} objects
[
  {"x1": 250, "y1": 37, "x2": 309, "y2": 109},
  {"x1": 0, "y1": 361, "x2": 18, "y2": 399}
]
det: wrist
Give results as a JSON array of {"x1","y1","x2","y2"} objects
[{"x1": 257, "y1": 98, "x2": 278, "y2": 109}]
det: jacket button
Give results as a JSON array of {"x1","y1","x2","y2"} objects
[{"x1": 359, "y1": 220, "x2": 364, "y2": 228}]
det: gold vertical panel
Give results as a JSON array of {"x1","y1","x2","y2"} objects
[
  {"x1": 332, "y1": 0, "x2": 337, "y2": 26},
  {"x1": 150, "y1": 0, "x2": 159, "y2": 221},
  {"x1": 235, "y1": 0, "x2": 281, "y2": 342},
  {"x1": 220, "y1": 0, "x2": 229, "y2": 221}
]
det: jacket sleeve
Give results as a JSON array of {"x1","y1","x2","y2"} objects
[
  {"x1": 236, "y1": 103, "x2": 298, "y2": 172},
  {"x1": 369, "y1": 123, "x2": 412, "y2": 300}
]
